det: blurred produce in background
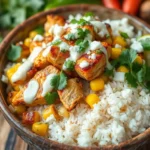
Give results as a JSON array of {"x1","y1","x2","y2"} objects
[{"x1": 0, "y1": 0, "x2": 150, "y2": 40}]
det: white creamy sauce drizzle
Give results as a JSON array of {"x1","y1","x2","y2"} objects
[
  {"x1": 49, "y1": 24, "x2": 64, "y2": 37},
  {"x1": 11, "y1": 46, "x2": 43, "y2": 83},
  {"x1": 42, "y1": 45, "x2": 52, "y2": 57},
  {"x1": 23, "y1": 80, "x2": 39, "y2": 104},
  {"x1": 41, "y1": 73, "x2": 56, "y2": 97},
  {"x1": 33, "y1": 34, "x2": 44, "y2": 42},
  {"x1": 79, "y1": 60, "x2": 89, "y2": 68}
]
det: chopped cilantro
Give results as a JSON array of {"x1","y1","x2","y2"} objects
[
  {"x1": 51, "y1": 40, "x2": 62, "y2": 45},
  {"x1": 65, "y1": 33, "x2": 76, "y2": 40},
  {"x1": 71, "y1": 18, "x2": 90, "y2": 26},
  {"x1": 77, "y1": 28, "x2": 90, "y2": 39},
  {"x1": 140, "y1": 38, "x2": 150, "y2": 51},
  {"x1": 50, "y1": 72, "x2": 67, "y2": 90},
  {"x1": 75, "y1": 39, "x2": 89, "y2": 53},
  {"x1": 120, "y1": 32, "x2": 129, "y2": 39},
  {"x1": 7, "y1": 44, "x2": 22, "y2": 61},
  {"x1": 44, "y1": 92, "x2": 59, "y2": 104},
  {"x1": 84, "y1": 12, "x2": 94, "y2": 17},
  {"x1": 64, "y1": 60, "x2": 75, "y2": 71}
]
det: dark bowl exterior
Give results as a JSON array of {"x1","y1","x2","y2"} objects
[{"x1": 0, "y1": 4, "x2": 150, "y2": 150}]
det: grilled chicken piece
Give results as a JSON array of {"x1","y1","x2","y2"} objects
[
  {"x1": 75, "y1": 42, "x2": 111, "y2": 81},
  {"x1": 47, "y1": 45, "x2": 70, "y2": 70},
  {"x1": 58, "y1": 78, "x2": 84, "y2": 111},
  {"x1": 44, "y1": 15, "x2": 65, "y2": 33},
  {"x1": 12, "y1": 65, "x2": 59, "y2": 106}
]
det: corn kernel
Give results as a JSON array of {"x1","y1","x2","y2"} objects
[
  {"x1": 24, "y1": 38, "x2": 32, "y2": 47},
  {"x1": 14, "y1": 105, "x2": 26, "y2": 115},
  {"x1": 58, "y1": 106, "x2": 69, "y2": 118},
  {"x1": 42, "y1": 105, "x2": 61, "y2": 120},
  {"x1": 90, "y1": 78, "x2": 105, "y2": 91},
  {"x1": 32, "y1": 122, "x2": 48, "y2": 137},
  {"x1": 6, "y1": 63, "x2": 21, "y2": 84},
  {"x1": 113, "y1": 36, "x2": 127, "y2": 47},
  {"x1": 29, "y1": 31, "x2": 38, "y2": 39},
  {"x1": 135, "y1": 55, "x2": 143, "y2": 64},
  {"x1": 85, "y1": 94, "x2": 100, "y2": 108},
  {"x1": 111, "y1": 48, "x2": 122, "y2": 59},
  {"x1": 117, "y1": 66, "x2": 129, "y2": 73}
]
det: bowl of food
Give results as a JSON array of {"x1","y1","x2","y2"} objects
[{"x1": 0, "y1": 4, "x2": 150, "y2": 150}]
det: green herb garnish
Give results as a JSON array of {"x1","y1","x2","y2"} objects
[
  {"x1": 51, "y1": 40, "x2": 62, "y2": 46},
  {"x1": 44, "y1": 92, "x2": 59, "y2": 104},
  {"x1": 84, "y1": 12, "x2": 94, "y2": 17},
  {"x1": 7, "y1": 44, "x2": 22, "y2": 61},
  {"x1": 120, "y1": 32, "x2": 129, "y2": 39},
  {"x1": 77, "y1": 28, "x2": 90, "y2": 39},
  {"x1": 65, "y1": 33, "x2": 76, "y2": 40},
  {"x1": 71, "y1": 18, "x2": 90, "y2": 26},
  {"x1": 140, "y1": 38, "x2": 150, "y2": 51},
  {"x1": 75, "y1": 39, "x2": 89, "y2": 53},
  {"x1": 64, "y1": 60, "x2": 75, "y2": 71},
  {"x1": 50, "y1": 72, "x2": 67, "y2": 90}
]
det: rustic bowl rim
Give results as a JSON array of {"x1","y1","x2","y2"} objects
[{"x1": 0, "y1": 4, "x2": 150, "y2": 150}]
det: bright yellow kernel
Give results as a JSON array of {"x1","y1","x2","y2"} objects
[
  {"x1": 6, "y1": 63, "x2": 21, "y2": 83},
  {"x1": 14, "y1": 105, "x2": 26, "y2": 115},
  {"x1": 117, "y1": 66, "x2": 129, "y2": 73},
  {"x1": 113, "y1": 36, "x2": 127, "y2": 47},
  {"x1": 29, "y1": 31, "x2": 38, "y2": 39},
  {"x1": 32, "y1": 122, "x2": 48, "y2": 137},
  {"x1": 135, "y1": 56, "x2": 143, "y2": 64},
  {"x1": 24, "y1": 38, "x2": 32, "y2": 47},
  {"x1": 111, "y1": 48, "x2": 122, "y2": 59},
  {"x1": 42, "y1": 105, "x2": 60, "y2": 120},
  {"x1": 90, "y1": 78, "x2": 105, "y2": 91},
  {"x1": 58, "y1": 106, "x2": 70, "y2": 118},
  {"x1": 85, "y1": 94, "x2": 100, "y2": 108}
]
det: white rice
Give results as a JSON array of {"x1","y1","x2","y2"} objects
[{"x1": 28, "y1": 81, "x2": 150, "y2": 147}]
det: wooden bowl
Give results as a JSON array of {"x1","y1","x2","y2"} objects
[{"x1": 0, "y1": 4, "x2": 150, "y2": 150}]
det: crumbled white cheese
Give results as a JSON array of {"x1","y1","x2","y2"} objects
[
  {"x1": 33, "y1": 34, "x2": 44, "y2": 42},
  {"x1": 90, "y1": 41, "x2": 101, "y2": 50},
  {"x1": 79, "y1": 60, "x2": 89, "y2": 68},
  {"x1": 49, "y1": 24, "x2": 64, "y2": 37},
  {"x1": 130, "y1": 39, "x2": 143, "y2": 53},
  {"x1": 113, "y1": 72, "x2": 125, "y2": 82},
  {"x1": 89, "y1": 53, "x2": 96, "y2": 60},
  {"x1": 69, "y1": 46, "x2": 81, "y2": 62},
  {"x1": 59, "y1": 42, "x2": 70, "y2": 52}
]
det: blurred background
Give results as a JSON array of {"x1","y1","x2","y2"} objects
[{"x1": 0, "y1": 0, "x2": 150, "y2": 150}]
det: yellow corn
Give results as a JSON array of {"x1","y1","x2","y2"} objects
[
  {"x1": 117, "y1": 66, "x2": 129, "y2": 73},
  {"x1": 111, "y1": 48, "x2": 122, "y2": 59},
  {"x1": 6, "y1": 63, "x2": 21, "y2": 84},
  {"x1": 29, "y1": 31, "x2": 38, "y2": 39},
  {"x1": 113, "y1": 36, "x2": 127, "y2": 47},
  {"x1": 85, "y1": 94, "x2": 100, "y2": 108},
  {"x1": 14, "y1": 105, "x2": 26, "y2": 115},
  {"x1": 42, "y1": 105, "x2": 61, "y2": 120},
  {"x1": 90, "y1": 78, "x2": 105, "y2": 92},
  {"x1": 24, "y1": 38, "x2": 32, "y2": 47},
  {"x1": 135, "y1": 55, "x2": 143, "y2": 64},
  {"x1": 58, "y1": 106, "x2": 70, "y2": 118},
  {"x1": 32, "y1": 122, "x2": 48, "y2": 137}
]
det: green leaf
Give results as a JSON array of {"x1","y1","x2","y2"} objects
[
  {"x1": 58, "y1": 72, "x2": 67, "y2": 90},
  {"x1": 84, "y1": 12, "x2": 94, "y2": 17},
  {"x1": 71, "y1": 18, "x2": 90, "y2": 26},
  {"x1": 0, "y1": 13, "x2": 11, "y2": 28},
  {"x1": 51, "y1": 40, "x2": 62, "y2": 45},
  {"x1": 140, "y1": 38, "x2": 150, "y2": 51},
  {"x1": 136, "y1": 68, "x2": 145, "y2": 83},
  {"x1": 129, "y1": 49, "x2": 137, "y2": 63},
  {"x1": 0, "y1": 35, "x2": 3, "y2": 43},
  {"x1": 64, "y1": 60, "x2": 75, "y2": 71},
  {"x1": 65, "y1": 33, "x2": 76, "y2": 40},
  {"x1": 77, "y1": 28, "x2": 90, "y2": 39},
  {"x1": 44, "y1": 92, "x2": 59, "y2": 104},
  {"x1": 125, "y1": 72, "x2": 138, "y2": 88},
  {"x1": 34, "y1": 26, "x2": 44, "y2": 34},
  {"x1": 7, "y1": 45, "x2": 22, "y2": 61},
  {"x1": 75, "y1": 39, "x2": 89, "y2": 53},
  {"x1": 50, "y1": 72, "x2": 68, "y2": 90},
  {"x1": 120, "y1": 32, "x2": 129, "y2": 39}
]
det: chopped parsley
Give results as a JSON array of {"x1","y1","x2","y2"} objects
[
  {"x1": 44, "y1": 92, "x2": 59, "y2": 104},
  {"x1": 64, "y1": 60, "x2": 75, "y2": 71},
  {"x1": 7, "y1": 44, "x2": 22, "y2": 61},
  {"x1": 120, "y1": 32, "x2": 129, "y2": 39},
  {"x1": 140, "y1": 38, "x2": 150, "y2": 51},
  {"x1": 50, "y1": 72, "x2": 67, "y2": 90},
  {"x1": 75, "y1": 39, "x2": 89, "y2": 53},
  {"x1": 104, "y1": 49, "x2": 150, "y2": 90},
  {"x1": 51, "y1": 40, "x2": 62, "y2": 46},
  {"x1": 65, "y1": 33, "x2": 76, "y2": 40},
  {"x1": 77, "y1": 28, "x2": 90, "y2": 39},
  {"x1": 84, "y1": 12, "x2": 94, "y2": 17},
  {"x1": 71, "y1": 18, "x2": 90, "y2": 26}
]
